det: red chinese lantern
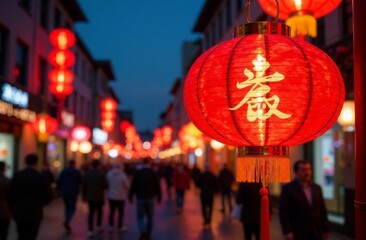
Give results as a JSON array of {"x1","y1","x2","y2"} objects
[
  {"x1": 49, "y1": 28, "x2": 76, "y2": 50},
  {"x1": 120, "y1": 121, "x2": 132, "y2": 133},
  {"x1": 48, "y1": 69, "x2": 74, "y2": 84},
  {"x1": 162, "y1": 125, "x2": 173, "y2": 146},
  {"x1": 184, "y1": 21, "x2": 344, "y2": 240},
  {"x1": 48, "y1": 50, "x2": 75, "y2": 68},
  {"x1": 100, "y1": 98, "x2": 117, "y2": 111},
  {"x1": 31, "y1": 113, "x2": 59, "y2": 142},
  {"x1": 71, "y1": 125, "x2": 91, "y2": 142},
  {"x1": 49, "y1": 83, "x2": 73, "y2": 96},
  {"x1": 258, "y1": 0, "x2": 342, "y2": 38}
]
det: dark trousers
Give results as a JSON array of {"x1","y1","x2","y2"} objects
[
  {"x1": 136, "y1": 199, "x2": 154, "y2": 234},
  {"x1": 243, "y1": 222, "x2": 260, "y2": 240},
  {"x1": 62, "y1": 196, "x2": 77, "y2": 224},
  {"x1": 109, "y1": 199, "x2": 125, "y2": 228},
  {"x1": 15, "y1": 219, "x2": 41, "y2": 240},
  {"x1": 201, "y1": 196, "x2": 214, "y2": 224},
  {"x1": 88, "y1": 201, "x2": 103, "y2": 231},
  {"x1": 0, "y1": 219, "x2": 10, "y2": 240},
  {"x1": 175, "y1": 190, "x2": 185, "y2": 208},
  {"x1": 221, "y1": 189, "x2": 232, "y2": 211}
]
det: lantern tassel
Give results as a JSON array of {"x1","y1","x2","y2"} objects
[
  {"x1": 260, "y1": 187, "x2": 270, "y2": 240},
  {"x1": 236, "y1": 156, "x2": 290, "y2": 183},
  {"x1": 286, "y1": 14, "x2": 317, "y2": 38}
]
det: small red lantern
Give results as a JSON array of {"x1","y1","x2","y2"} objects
[
  {"x1": 48, "y1": 69, "x2": 74, "y2": 84},
  {"x1": 162, "y1": 125, "x2": 173, "y2": 146},
  {"x1": 71, "y1": 125, "x2": 91, "y2": 142},
  {"x1": 49, "y1": 83, "x2": 73, "y2": 97},
  {"x1": 49, "y1": 28, "x2": 76, "y2": 50},
  {"x1": 258, "y1": 0, "x2": 342, "y2": 38},
  {"x1": 101, "y1": 111, "x2": 117, "y2": 120},
  {"x1": 100, "y1": 98, "x2": 117, "y2": 111},
  {"x1": 31, "y1": 113, "x2": 58, "y2": 142},
  {"x1": 120, "y1": 121, "x2": 132, "y2": 133},
  {"x1": 48, "y1": 50, "x2": 75, "y2": 67}
]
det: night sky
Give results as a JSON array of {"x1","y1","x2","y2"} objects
[{"x1": 76, "y1": 0, "x2": 205, "y2": 132}]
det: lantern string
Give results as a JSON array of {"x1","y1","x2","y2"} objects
[{"x1": 244, "y1": 0, "x2": 279, "y2": 23}]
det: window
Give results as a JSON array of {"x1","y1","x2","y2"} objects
[
  {"x1": 39, "y1": 57, "x2": 48, "y2": 95},
  {"x1": 343, "y1": 0, "x2": 352, "y2": 35},
  {"x1": 15, "y1": 41, "x2": 29, "y2": 87},
  {"x1": 40, "y1": 0, "x2": 49, "y2": 30},
  {"x1": 237, "y1": 0, "x2": 243, "y2": 15},
  {"x1": 54, "y1": 8, "x2": 61, "y2": 28},
  {"x1": 218, "y1": 12, "x2": 223, "y2": 39},
  {"x1": 0, "y1": 27, "x2": 8, "y2": 78},
  {"x1": 226, "y1": 0, "x2": 232, "y2": 28},
  {"x1": 18, "y1": 0, "x2": 32, "y2": 11}
]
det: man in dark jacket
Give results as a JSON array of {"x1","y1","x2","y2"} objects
[
  {"x1": 57, "y1": 159, "x2": 81, "y2": 233},
  {"x1": 82, "y1": 159, "x2": 107, "y2": 237},
  {"x1": 8, "y1": 154, "x2": 52, "y2": 240},
  {"x1": 198, "y1": 165, "x2": 218, "y2": 229},
  {"x1": 218, "y1": 164, "x2": 234, "y2": 213},
  {"x1": 0, "y1": 161, "x2": 11, "y2": 240},
  {"x1": 279, "y1": 160, "x2": 330, "y2": 240},
  {"x1": 129, "y1": 158, "x2": 161, "y2": 240}
]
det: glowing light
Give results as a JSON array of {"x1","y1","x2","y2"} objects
[
  {"x1": 194, "y1": 148, "x2": 203, "y2": 157},
  {"x1": 142, "y1": 141, "x2": 151, "y2": 150},
  {"x1": 79, "y1": 141, "x2": 92, "y2": 154}
]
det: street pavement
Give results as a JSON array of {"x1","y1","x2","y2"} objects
[{"x1": 7, "y1": 182, "x2": 353, "y2": 240}]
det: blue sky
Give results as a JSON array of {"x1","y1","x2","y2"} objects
[{"x1": 76, "y1": 0, "x2": 205, "y2": 131}]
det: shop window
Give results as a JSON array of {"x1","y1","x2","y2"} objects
[
  {"x1": 15, "y1": 41, "x2": 29, "y2": 87},
  {"x1": 314, "y1": 127, "x2": 346, "y2": 222},
  {"x1": 40, "y1": 0, "x2": 49, "y2": 30},
  {"x1": 0, "y1": 26, "x2": 9, "y2": 78},
  {"x1": 0, "y1": 133, "x2": 15, "y2": 177},
  {"x1": 226, "y1": 0, "x2": 232, "y2": 29},
  {"x1": 54, "y1": 8, "x2": 61, "y2": 28}
]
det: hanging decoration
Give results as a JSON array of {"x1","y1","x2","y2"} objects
[
  {"x1": 48, "y1": 28, "x2": 76, "y2": 99},
  {"x1": 183, "y1": 1, "x2": 344, "y2": 239},
  {"x1": 31, "y1": 113, "x2": 59, "y2": 142},
  {"x1": 100, "y1": 98, "x2": 117, "y2": 132},
  {"x1": 258, "y1": 0, "x2": 342, "y2": 38}
]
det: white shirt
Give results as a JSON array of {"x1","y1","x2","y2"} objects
[{"x1": 107, "y1": 168, "x2": 129, "y2": 200}]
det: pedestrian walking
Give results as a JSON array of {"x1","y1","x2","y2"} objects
[
  {"x1": 129, "y1": 157, "x2": 161, "y2": 240},
  {"x1": 82, "y1": 159, "x2": 108, "y2": 237},
  {"x1": 236, "y1": 182, "x2": 270, "y2": 240},
  {"x1": 171, "y1": 164, "x2": 190, "y2": 214},
  {"x1": 190, "y1": 164, "x2": 201, "y2": 193},
  {"x1": 279, "y1": 160, "x2": 330, "y2": 240},
  {"x1": 57, "y1": 159, "x2": 82, "y2": 233},
  {"x1": 197, "y1": 165, "x2": 219, "y2": 229},
  {"x1": 106, "y1": 162, "x2": 129, "y2": 233},
  {"x1": 0, "y1": 161, "x2": 11, "y2": 240},
  {"x1": 163, "y1": 162, "x2": 174, "y2": 200},
  {"x1": 8, "y1": 154, "x2": 52, "y2": 240},
  {"x1": 218, "y1": 163, "x2": 234, "y2": 214}
]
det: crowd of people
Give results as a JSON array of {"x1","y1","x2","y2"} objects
[{"x1": 0, "y1": 154, "x2": 330, "y2": 240}]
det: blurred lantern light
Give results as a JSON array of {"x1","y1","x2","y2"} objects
[
  {"x1": 142, "y1": 141, "x2": 151, "y2": 150},
  {"x1": 210, "y1": 140, "x2": 225, "y2": 151},
  {"x1": 100, "y1": 98, "x2": 117, "y2": 111},
  {"x1": 71, "y1": 125, "x2": 91, "y2": 142},
  {"x1": 120, "y1": 121, "x2": 132, "y2": 133},
  {"x1": 194, "y1": 148, "x2": 203, "y2": 157},
  {"x1": 337, "y1": 100, "x2": 355, "y2": 132},
  {"x1": 108, "y1": 148, "x2": 119, "y2": 158},
  {"x1": 258, "y1": 0, "x2": 342, "y2": 38},
  {"x1": 48, "y1": 69, "x2": 74, "y2": 84},
  {"x1": 125, "y1": 143, "x2": 133, "y2": 151},
  {"x1": 70, "y1": 140, "x2": 79, "y2": 152},
  {"x1": 31, "y1": 113, "x2": 59, "y2": 142},
  {"x1": 48, "y1": 49, "x2": 75, "y2": 67},
  {"x1": 49, "y1": 28, "x2": 76, "y2": 50},
  {"x1": 79, "y1": 141, "x2": 92, "y2": 154}
]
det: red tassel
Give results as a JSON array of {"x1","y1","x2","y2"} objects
[{"x1": 260, "y1": 187, "x2": 270, "y2": 240}]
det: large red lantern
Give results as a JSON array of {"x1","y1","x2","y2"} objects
[
  {"x1": 258, "y1": 0, "x2": 342, "y2": 38},
  {"x1": 31, "y1": 113, "x2": 59, "y2": 142},
  {"x1": 184, "y1": 20, "x2": 344, "y2": 240}
]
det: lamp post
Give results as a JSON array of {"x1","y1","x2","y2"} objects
[{"x1": 353, "y1": 0, "x2": 366, "y2": 238}]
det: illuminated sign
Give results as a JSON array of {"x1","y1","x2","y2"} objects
[
  {"x1": 0, "y1": 100, "x2": 36, "y2": 122},
  {"x1": 1, "y1": 83, "x2": 29, "y2": 108},
  {"x1": 61, "y1": 110, "x2": 75, "y2": 127},
  {"x1": 92, "y1": 128, "x2": 108, "y2": 145}
]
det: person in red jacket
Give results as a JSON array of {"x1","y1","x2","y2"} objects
[{"x1": 171, "y1": 164, "x2": 190, "y2": 214}]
